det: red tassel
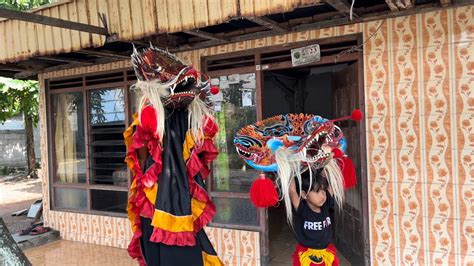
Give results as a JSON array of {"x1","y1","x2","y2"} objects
[
  {"x1": 249, "y1": 174, "x2": 279, "y2": 208},
  {"x1": 340, "y1": 157, "x2": 357, "y2": 189},
  {"x1": 332, "y1": 148, "x2": 357, "y2": 189}
]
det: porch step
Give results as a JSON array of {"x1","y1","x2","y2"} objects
[{"x1": 13, "y1": 229, "x2": 60, "y2": 250}]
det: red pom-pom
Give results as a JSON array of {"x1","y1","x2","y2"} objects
[
  {"x1": 210, "y1": 86, "x2": 220, "y2": 95},
  {"x1": 351, "y1": 109, "x2": 363, "y2": 121},
  {"x1": 140, "y1": 105, "x2": 158, "y2": 133},
  {"x1": 338, "y1": 157, "x2": 357, "y2": 189},
  {"x1": 249, "y1": 174, "x2": 279, "y2": 208}
]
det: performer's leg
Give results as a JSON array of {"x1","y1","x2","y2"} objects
[
  {"x1": 140, "y1": 217, "x2": 204, "y2": 266},
  {"x1": 140, "y1": 217, "x2": 161, "y2": 265}
]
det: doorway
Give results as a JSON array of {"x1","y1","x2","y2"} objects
[{"x1": 264, "y1": 62, "x2": 364, "y2": 265}]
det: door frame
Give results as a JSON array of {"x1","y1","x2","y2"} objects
[{"x1": 202, "y1": 33, "x2": 370, "y2": 265}]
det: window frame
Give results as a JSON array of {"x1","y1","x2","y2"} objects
[
  {"x1": 203, "y1": 63, "x2": 265, "y2": 232},
  {"x1": 46, "y1": 69, "x2": 136, "y2": 217}
]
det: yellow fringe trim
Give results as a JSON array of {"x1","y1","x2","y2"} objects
[
  {"x1": 127, "y1": 179, "x2": 138, "y2": 233},
  {"x1": 298, "y1": 247, "x2": 335, "y2": 266},
  {"x1": 151, "y1": 209, "x2": 194, "y2": 233},
  {"x1": 124, "y1": 113, "x2": 140, "y2": 175},
  {"x1": 183, "y1": 131, "x2": 195, "y2": 162},
  {"x1": 202, "y1": 252, "x2": 224, "y2": 266}
]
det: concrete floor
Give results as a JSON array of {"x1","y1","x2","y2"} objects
[
  {"x1": 24, "y1": 240, "x2": 136, "y2": 266},
  {"x1": 25, "y1": 238, "x2": 348, "y2": 266}
]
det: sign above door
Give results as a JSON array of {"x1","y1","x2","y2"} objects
[{"x1": 291, "y1": 44, "x2": 321, "y2": 67}]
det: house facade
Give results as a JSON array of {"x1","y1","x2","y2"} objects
[{"x1": 1, "y1": 1, "x2": 472, "y2": 265}]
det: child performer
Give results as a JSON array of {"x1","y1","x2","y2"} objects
[{"x1": 289, "y1": 169, "x2": 339, "y2": 266}]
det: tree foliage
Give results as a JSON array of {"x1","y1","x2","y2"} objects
[
  {"x1": 0, "y1": 77, "x2": 39, "y2": 126},
  {"x1": 0, "y1": 0, "x2": 52, "y2": 11}
]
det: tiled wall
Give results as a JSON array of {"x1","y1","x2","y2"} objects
[
  {"x1": 39, "y1": 5, "x2": 473, "y2": 265},
  {"x1": 364, "y1": 7, "x2": 473, "y2": 265}
]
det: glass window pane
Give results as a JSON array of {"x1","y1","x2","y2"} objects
[
  {"x1": 91, "y1": 189, "x2": 127, "y2": 213},
  {"x1": 90, "y1": 88, "x2": 125, "y2": 125},
  {"x1": 212, "y1": 197, "x2": 258, "y2": 226},
  {"x1": 52, "y1": 92, "x2": 86, "y2": 183},
  {"x1": 54, "y1": 188, "x2": 87, "y2": 210},
  {"x1": 212, "y1": 73, "x2": 259, "y2": 192},
  {"x1": 89, "y1": 88, "x2": 127, "y2": 186}
]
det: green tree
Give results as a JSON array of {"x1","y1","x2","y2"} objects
[
  {"x1": 0, "y1": 0, "x2": 52, "y2": 11},
  {"x1": 0, "y1": 77, "x2": 39, "y2": 177}
]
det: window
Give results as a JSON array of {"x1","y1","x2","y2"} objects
[
  {"x1": 48, "y1": 71, "x2": 135, "y2": 215},
  {"x1": 211, "y1": 73, "x2": 259, "y2": 193},
  {"x1": 88, "y1": 88, "x2": 127, "y2": 213},
  {"x1": 206, "y1": 71, "x2": 262, "y2": 231},
  {"x1": 51, "y1": 92, "x2": 86, "y2": 184}
]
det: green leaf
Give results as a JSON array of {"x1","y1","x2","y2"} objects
[{"x1": 0, "y1": 77, "x2": 39, "y2": 126}]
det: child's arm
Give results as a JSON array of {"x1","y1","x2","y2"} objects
[{"x1": 289, "y1": 178, "x2": 301, "y2": 210}]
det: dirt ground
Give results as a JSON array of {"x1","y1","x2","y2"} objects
[{"x1": 0, "y1": 174, "x2": 42, "y2": 234}]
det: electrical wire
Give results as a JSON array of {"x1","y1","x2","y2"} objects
[{"x1": 334, "y1": 18, "x2": 386, "y2": 64}]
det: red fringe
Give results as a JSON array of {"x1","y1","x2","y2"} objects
[
  {"x1": 125, "y1": 110, "x2": 164, "y2": 264},
  {"x1": 150, "y1": 228, "x2": 196, "y2": 246},
  {"x1": 186, "y1": 139, "x2": 218, "y2": 181},
  {"x1": 193, "y1": 201, "x2": 216, "y2": 233},
  {"x1": 127, "y1": 229, "x2": 145, "y2": 266}
]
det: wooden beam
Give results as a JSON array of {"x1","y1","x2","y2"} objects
[
  {"x1": 0, "y1": 65, "x2": 24, "y2": 72},
  {"x1": 171, "y1": 40, "x2": 222, "y2": 53},
  {"x1": 14, "y1": 60, "x2": 99, "y2": 79},
  {"x1": 183, "y1": 30, "x2": 229, "y2": 43},
  {"x1": 292, "y1": 17, "x2": 350, "y2": 32},
  {"x1": 246, "y1": 17, "x2": 289, "y2": 33},
  {"x1": 14, "y1": 70, "x2": 37, "y2": 79},
  {"x1": 325, "y1": 0, "x2": 360, "y2": 18},
  {"x1": 0, "y1": 7, "x2": 108, "y2": 35},
  {"x1": 0, "y1": 71, "x2": 18, "y2": 78},
  {"x1": 35, "y1": 56, "x2": 93, "y2": 65},
  {"x1": 75, "y1": 49, "x2": 130, "y2": 59},
  {"x1": 440, "y1": 0, "x2": 451, "y2": 7}
]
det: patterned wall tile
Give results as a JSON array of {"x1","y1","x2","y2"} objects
[
  {"x1": 421, "y1": 10, "x2": 457, "y2": 265},
  {"x1": 240, "y1": 257, "x2": 260, "y2": 266},
  {"x1": 222, "y1": 254, "x2": 239, "y2": 265},
  {"x1": 390, "y1": 14, "x2": 427, "y2": 265},
  {"x1": 452, "y1": 6, "x2": 474, "y2": 266},
  {"x1": 364, "y1": 18, "x2": 397, "y2": 265}
]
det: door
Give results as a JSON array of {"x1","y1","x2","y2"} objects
[
  {"x1": 331, "y1": 62, "x2": 365, "y2": 264},
  {"x1": 263, "y1": 71, "x2": 302, "y2": 117}
]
